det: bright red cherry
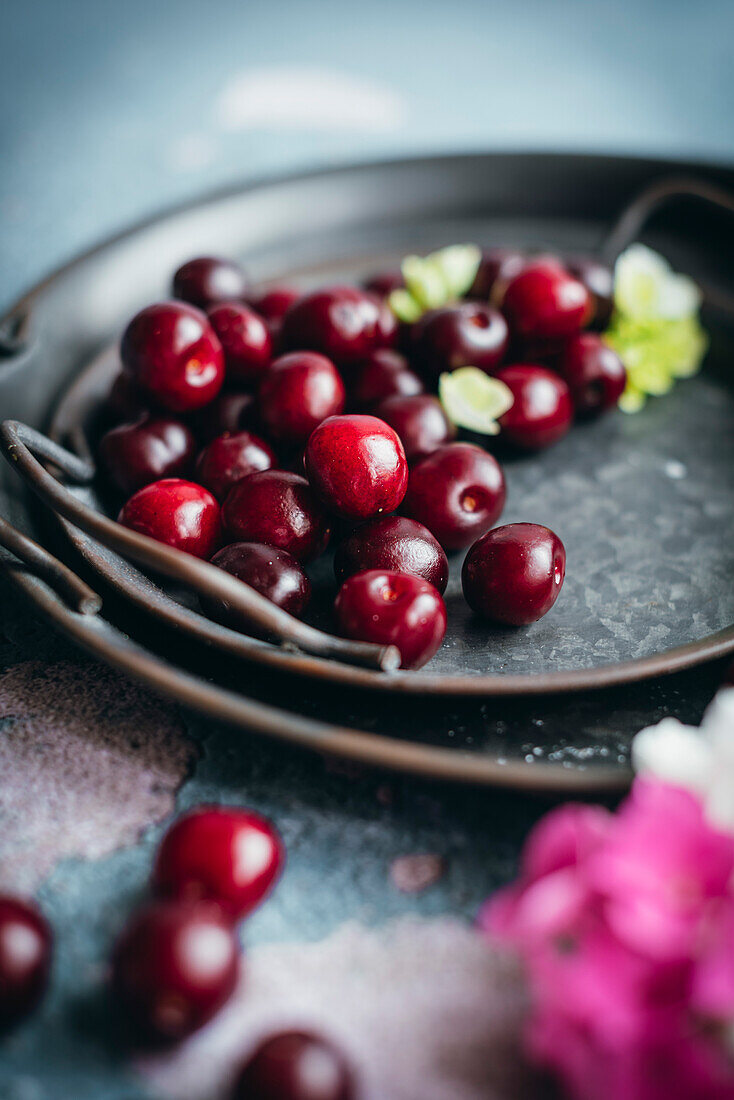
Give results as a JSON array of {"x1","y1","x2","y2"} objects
[
  {"x1": 121, "y1": 302, "x2": 225, "y2": 413},
  {"x1": 247, "y1": 286, "x2": 301, "y2": 322},
  {"x1": 348, "y1": 349, "x2": 424, "y2": 410},
  {"x1": 305, "y1": 414, "x2": 408, "y2": 521},
  {"x1": 194, "y1": 431, "x2": 277, "y2": 502},
  {"x1": 111, "y1": 900, "x2": 238, "y2": 1042},
  {"x1": 559, "y1": 333, "x2": 626, "y2": 415},
  {"x1": 118, "y1": 478, "x2": 221, "y2": 558},
  {"x1": 411, "y1": 303, "x2": 509, "y2": 380},
  {"x1": 334, "y1": 515, "x2": 448, "y2": 593},
  {"x1": 335, "y1": 570, "x2": 446, "y2": 670},
  {"x1": 204, "y1": 542, "x2": 311, "y2": 628},
  {"x1": 172, "y1": 256, "x2": 248, "y2": 309},
  {"x1": 190, "y1": 390, "x2": 257, "y2": 443},
  {"x1": 502, "y1": 262, "x2": 590, "y2": 339},
  {"x1": 462, "y1": 523, "x2": 566, "y2": 625},
  {"x1": 222, "y1": 471, "x2": 330, "y2": 561},
  {"x1": 281, "y1": 287, "x2": 397, "y2": 366},
  {"x1": 363, "y1": 269, "x2": 404, "y2": 297},
  {"x1": 0, "y1": 896, "x2": 52, "y2": 1028},
  {"x1": 565, "y1": 255, "x2": 614, "y2": 328},
  {"x1": 232, "y1": 1031, "x2": 355, "y2": 1100},
  {"x1": 207, "y1": 303, "x2": 272, "y2": 387},
  {"x1": 106, "y1": 371, "x2": 150, "y2": 423},
  {"x1": 469, "y1": 248, "x2": 527, "y2": 303},
  {"x1": 152, "y1": 806, "x2": 284, "y2": 919},
  {"x1": 495, "y1": 364, "x2": 573, "y2": 449},
  {"x1": 402, "y1": 443, "x2": 506, "y2": 551},
  {"x1": 99, "y1": 417, "x2": 196, "y2": 496},
  {"x1": 259, "y1": 353, "x2": 345, "y2": 446},
  {"x1": 373, "y1": 394, "x2": 455, "y2": 463}
]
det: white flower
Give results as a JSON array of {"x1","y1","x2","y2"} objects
[{"x1": 614, "y1": 244, "x2": 702, "y2": 322}]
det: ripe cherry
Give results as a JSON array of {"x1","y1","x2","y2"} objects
[
  {"x1": 204, "y1": 542, "x2": 311, "y2": 629},
  {"x1": 305, "y1": 414, "x2": 408, "y2": 521},
  {"x1": 363, "y1": 269, "x2": 404, "y2": 298},
  {"x1": 258, "y1": 352, "x2": 345, "y2": 446},
  {"x1": 194, "y1": 431, "x2": 277, "y2": 501},
  {"x1": 565, "y1": 255, "x2": 614, "y2": 329},
  {"x1": 222, "y1": 471, "x2": 330, "y2": 561},
  {"x1": 106, "y1": 371, "x2": 150, "y2": 424},
  {"x1": 0, "y1": 896, "x2": 52, "y2": 1028},
  {"x1": 118, "y1": 478, "x2": 221, "y2": 559},
  {"x1": 559, "y1": 333, "x2": 626, "y2": 415},
  {"x1": 335, "y1": 570, "x2": 446, "y2": 669},
  {"x1": 469, "y1": 248, "x2": 527, "y2": 303},
  {"x1": 402, "y1": 443, "x2": 506, "y2": 551},
  {"x1": 111, "y1": 900, "x2": 238, "y2": 1043},
  {"x1": 502, "y1": 262, "x2": 590, "y2": 339},
  {"x1": 207, "y1": 302, "x2": 272, "y2": 387},
  {"x1": 281, "y1": 287, "x2": 396, "y2": 365},
  {"x1": 99, "y1": 417, "x2": 196, "y2": 496},
  {"x1": 348, "y1": 349, "x2": 424, "y2": 410},
  {"x1": 373, "y1": 394, "x2": 455, "y2": 463},
  {"x1": 172, "y1": 256, "x2": 248, "y2": 309},
  {"x1": 232, "y1": 1031, "x2": 355, "y2": 1100},
  {"x1": 121, "y1": 302, "x2": 224, "y2": 413},
  {"x1": 152, "y1": 806, "x2": 284, "y2": 919},
  {"x1": 190, "y1": 390, "x2": 257, "y2": 444},
  {"x1": 334, "y1": 515, "x2": 448, "y2": 593},
  {"x1": 411, "y1": 303, "x2": 508, "y2": 380},
  {"x1": 247, "y1": 286, "x2": 301, "y2": 323},
  {"x1": 462, "y1": 522, "x2": 566, "y2": 624},
  {"x1": 495, "y1": 364, "x2": 573, "y2": 449}
]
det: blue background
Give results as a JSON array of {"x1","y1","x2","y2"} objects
[{"x1": 2, "y1": 0, "x2": 733, "y2": 312}]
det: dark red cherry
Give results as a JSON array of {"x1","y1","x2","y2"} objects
[
  {"x1": 172, "y1": 256, "x2": 248, "y2": 309},
  {"x1": 723, "y1": 662, "x2": 734, "y2": 687},
  {"x1": 402, "y1": 443, "x2": 506, "y2": 552},
  {"x1": 281, "y1": 286, "x2": 397, "y2": 365},
  {"x1": 111, "y1": 900, "x2": 238, "y2": 1043},
  {"x1": 99, "y1": 417, "x2": 196, "y2": 496},
  {"x1": 207, "y1": 303, "x2": 272, "y2": 387},
  {"x1": 469, "y1": 248, "x2": 527, "y2": 303},
  {"x1": 462, "y1": 523, "x2": 566, "y2": 625},
  {"x1": 232, "y1": 1031, "x2": 355, "y2": 1100},
  {"x1": 495, "y1": 364, "x2": 573, "y2": 449},
  {"x1": 190, "y1": 390, "x2": 257, "y2": 444},
  {"x1": 363, "y1": 269, "x2": 404, "y2": 298},
  {"x1": 334, "y1": 515, "x2": 448, "y2": 593},
  {"x1": 411, "y1": 303, "x2": 509, "y2": 380},
  {"x1": 222, "y1": 471, "x2": 330, "y2": 561},
  {"x1": 335, "y1": 570, "x2": 446, "y2": 669},
  {"x1": 247, "y1": 286, "x2": 301, "y2": 323},
  {"x1": 305, "y1": 414, "x2": 408, "y2": 521},
  {"x1": 373, "y1": 394, "x2": 455, "y2": 463},
  {"x1": 152, "y1": 806, "x2": 284, "y2": 919},
  {"x1": 559, "y1": 333, "x2": 626, "y2": 415},
  {"x1": 0, "y1": 896, "x2": 52, "y2": 1028},
  {"x1": 259, "y1": 353, "x2": 345, "y2": 446},
  {"x1": 203, "y1": 542, "x2": 311, "y2": 629},
  {"x1": 106, "y1": 371, "x2": 150, "y2": 423},
  {"x1": 565, "y1": 255, "x2": 614, "y2": 329},
  {"x1": 502, "y1": 263, "x2": 590, "y2": 339},
  {"x1": 348, "y1": 349, "x2": 424, "y2": 410},
  {"x1": 194, "y1": 431, "x2": 277, "y2": 501},
  {"x1": 118, "y1": 478, "x2": 221, "y2": 559},
  {"x1": 121, "y1": 302, "x2": 225, "y2": 413}
]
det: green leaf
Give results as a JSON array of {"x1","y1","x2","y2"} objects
[
  {"x1": 439, "y1": 367, "x2": 514, "y2": 435},
  {"x1": 388, "y1": 243, "x2": 482, "y2": 322},
  {"x1": 388, "y1": 288, "x2": 423, "y2": 324}
]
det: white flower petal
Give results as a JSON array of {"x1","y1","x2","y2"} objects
[{"x1": 631, "y1": 717, "x2": 712, "y2": 793}]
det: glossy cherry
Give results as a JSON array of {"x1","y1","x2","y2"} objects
[
  {"x1": 348, "y1": 349, "x2": 424, "y2": 410},
  {"x1": 190, "y1": 390, "x2": 257, "y2": 443},
  {"x1": 106, "y1": 371, "x2": 150, "y2": 423},
  {"x1": 373, "y1": 394, "x2": 455, "y2": 463},
  {"x1": 281, "y1": 286, "x2": 397, "y2": 366},
  {"x1": 0, "y1": 896, "x2": 52, "y2": 1028},
  {"x1": 462, "y1": 522, "x2": 566, "y2": 625},
  {"x1": 565, "y1": 255, "x2": 614, "y2": 329},
  {"x1": 194, "y1": 431, "x2": 277, "y2": 501},
  {"x1": 247, "y1": 286, "x2": 301, "y2": 323},
  {"x1": 305, "y1": 414, "x2": 408, "y2": 521},
  {"x1": 99, "y1": 417, "x2": 196, "y2": 496},
  {"x1": 203, "y1": 542, "x2": 311, "y2": 629},
  {"x1": 411, "y1": 303, "x2": 509, "y2": 380},
  {"x1": 259, "y1": 352, "x2": 345, "y2": 446},
  {"x1": 495, "y1": 364, "x2": 573, "y2": 449},
  {"x1": 502, "y1": 262, "x2": 590, "y2": 339},
  {"x1": 222, "y1": 471, "x2": 330, "y2": 561},
  {"x1": 207, "y1": 302, "x2": 272, "y2": 386},
  {"x1": 111, "y1": 900, "x2": 238, "y2": 1043},
  {"x1": 121, "y1": 302, "x2": 225, "y2": 413},
  {"x1": 363, "y1": 269, "x2": 404, "y2": 298},
  {"x1": 172, "y1": 256, "x2": 248, "y2": 309},
  {"x1": 152, "y1": 805, "x2": 284, "y2": 918},
  {"x1": 334, "y1": 515, "x2": 448, "y2": 593},
  {"x1": 118, "y1": 478, "x2": 221, "y2": 558},
  {"x1": 232, "y1": 1031, "x2": 355, "y2": 1100},
  {"x1": 335, "y1": 570, "x2": 446, "y2": 670},
  {"x1": 402, "y1": 443, "x2": 506, "y2": 551},
  {"x1": 559, "y1": 332, "x2": 626, "y2": 415},
  {"x1": 469, "y1": 248, "x2": 527, "y2": 303}
]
